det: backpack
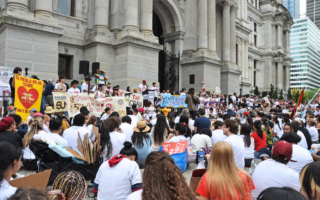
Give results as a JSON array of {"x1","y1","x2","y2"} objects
[{"x1": 186, "y1": 141, "x2": 197, "y2": 164}]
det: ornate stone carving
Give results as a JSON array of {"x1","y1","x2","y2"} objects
[{"x1": 82, "y1": 0, "x2": 88, "y2": 19}]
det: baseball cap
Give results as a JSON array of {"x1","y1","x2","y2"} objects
[
  {"x1": 142, "y1": 80, "x2": 146, "y2": 83},
  {"x1": 48, "y1": 79, "x2": 53, "y2": 82},
  {"x1": 243, "y1": 111, "x2": 250, "y2": 116},
  {"x1": 138, "y1": 107, "x2": 145, "y2": 113},
  {"x1": 30, "y1": 108, "x2": 37, "y2": 112},
  {"x1": 273, "y1": 140, "x2": 296, "y2": 162},
  {"x1": 34, "y1": 113, "x2": 43, "y2": 117}
]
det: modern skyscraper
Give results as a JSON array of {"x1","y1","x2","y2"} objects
[
  {"x1": 307, "y1": 0, "x2": 320, "y2": 29},
  {"x1": 284, "y1": 0, "x2": 300, "y2": 19},
  {"x1": 290, "y1": 17, "x2": 320, "y2": 90}
]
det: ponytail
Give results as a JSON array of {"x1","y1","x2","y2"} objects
[{"x1": 254, "y1": 120, "x2": 264, "y2": 139}]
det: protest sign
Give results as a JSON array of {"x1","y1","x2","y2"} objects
[
  {"x1": 216, "y1": 87, "x2": 221, "y2": 94},
  {"x1": 66, "y1": 93, "x2": 127, "y2": 117},
  {"x1": 160, "y1": 94, "x2": 187, "y2": 108},
  {"x1": 14, "y1": 75, "x2": 43, "y2": 121},
  {"x1": 0, "y1": 66, "x2": 14, "y2": 86},
  {"x1": 52, "y1": 92, "x2": 68, "y2": 112},
  {"x1": 162, "y1": 141, "x2": 188, "y2": 155},
  {"x1": 118, "y1": 90, "x2": 143, "y2": 107}
]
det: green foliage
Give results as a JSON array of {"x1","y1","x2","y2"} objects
[
  {"x1": 269, "y1": 84, "x2": 275, "y2": 98},
  {"x1": 279, "y1": 89, "x2": 284, "y2": 100},
  {"x1": 291, "y1": 88, "x2": 309, "y2": 103},
  {"x1": 254, "y1": 86, "x2": 260, "y2": 96},
  {"x1": 273, "y1": 88, "x2": 278, "y2": 99}
]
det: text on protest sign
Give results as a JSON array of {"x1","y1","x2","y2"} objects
[
  {"x1": 52, "y1": 92, "x2": 68, "y2": 112},
  {"x1": 118, "y1": 90, "x2": 143, "y2": 108},
  {"x1": 162, "y1": 141, "x2": 187, "y2": 155},
  {"x1": 160, "y1": 94, "x2": 187, "y2": 108}
]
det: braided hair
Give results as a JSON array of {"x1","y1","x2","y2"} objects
[
  {"x1": 52, "y1": 171, "x2": 87, "y2": 200},
  {"x1": 142, "y1": 151, "x2": 196, "y2": 200}
]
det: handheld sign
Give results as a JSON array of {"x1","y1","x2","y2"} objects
[{"x1": 162, "y1": 141, "x2": 188, "y2": 155}]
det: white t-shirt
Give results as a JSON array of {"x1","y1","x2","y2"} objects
[
  {"x1": 231, "y1": 95, "x2": 236, "y2": 104},
  {"x1": 27, "y1": 116, "x2": 33, "y2": 123},
  {"x1": 287, "y1": 144, "x2": 313, "y2": 174},
  {"x1": 238, "y1": 135, "x2": 255, "y2": 159},
  {"x1": 224, "y1": 135, "x2": 245, "y2": 169},
  {"x1": 168, "y1": 135, "x2": 189, "y2": 143},
  {"x1": 139, "y1": 84, "x2": 147, "y2": 94},
  {"x1": 63, "y1": 126, "x2": 92, "y2": 150},
  {"x1": 67, "y1": 87, "x2": 80, "y2": 94},
  {"x1": 120, "y1": 123, "x2": 134, "y2": 142},
  {"x1": 101, "y1": 113, "x2": 109, "y2": 121},
  {"x1": 252, "y1": 159, "x2": 300, "y2": 200},
  {"x1": 0, "y1": 86, "x2": 10, "y2": 101},
  {"x1": 211, "y1": 129, "x2": 227, "y2": 146},
  {"x1": 180, "y1": 92, "x2": 186, "y2": 96},
  {"x1": 34, "y1": 130, "x2": 68, "y2": 146},
  {"x1": 308, "y1": 126, "x2": 319, "y2": 142},
  {"x1": 94, "y1": 158, "x2": 142, "y2": 200},
  {"x1": 108, "y1": 131, "x2": 126, "y2": 161},
  {"x1": 126, "y1": 189, "x2": 142, "y2": 200},
  {"x1": 0, "y1": 179, "x2": 17, "y2": 200},
  {"x1": 297, "y1": 130, "x2": 308, "y2": 150},
  {"x1": 95, "y1": 90, "x2": 104, "y2": 99},
  {"x1": 91, "y1": 85, "x2": 98, "y2": 92},
  {"x1": 150, "y1": 86, "x2": 158, "y2": 97},
  {"x1": 248, "y1": 99, "x2": 254, "y2": 107},
  {"x1": 81, "y1": 82, "x2": 88, "y2": 93},
  {"x1": 191, "y1": 134, "x2": 213, "y2": 151},
  {"x1": 129, "y1": 115, "x2": 138, "y2": 128},
  {"x1": 274, "y1": 124, "x2": 283, "y2": 138},
  {"x1": 54, "y1": 83, "x2": 67, "y2": 91},
  {"x1": 314, "y1": 110, "x2": 320, "y2": 116},
  {"x1": 228, "y1": 103, "x2": 234, "y2": 111}
]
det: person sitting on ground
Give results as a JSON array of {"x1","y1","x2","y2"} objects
[
  {"x1": 252, "y1": 140, "x2": 300, "y2": 199},
  {"x1": 280, "y1": 132, "x2": 313, "y2": 174},
  {"x1": 132, "y1": 121, "x2": 153, "y2": 168},
  {"x1": 239, "y1": 123, "x2": 255, "y2": 167},
  {"x1": 127, "y1": 151, "x2": 196, "y2": 200},
  {"x1": 46, "y1": 116, "x2": 68, "y2": 146},
  {"x1": 52, "y1": 171, "x2": 87, "y2": 200},
  {"x1": 211, "y1": 120, "x2": 226, "y2": 146},
  {"x1": 261, "y1": 117, "x2": 274, "y2": 148},
  {"x1": 283, "y1": 122, "x2": 308, "y2": 149},
  {"x1": 300, "y1": 162, "x2": 320, "y2": 200},
  {"x1": 191, "y1": 128, "x2": 212, "y2": 151},
  {"x1": 257, "y1": 187, "x2": 308, "y2": 200},
  {"x1": 194, "y1": 108, "x2": 211, "y2": 134},
  {"x1": 150, "y1": 114, "x2": 169, "y2": 151},
  {"x1": 93, "y1": 142, "x2": 141, "y2": 200},
  {"x1": 307, "y1": 118, "x2": 319, "y2": 144},
  {"x1": 83, "y1": 116, "x2": 98, "y2": 134},
  {"x1": 0, "y1": 116, "x2": 22, "y2": 147},
  {"x1": 27, "y1": 108, "x2": 37, "y2": 123},
  {"x1": 197, "y1": 141, "x2": 255, "y2": 200},
  {"x1": 295, "y1": 119, "x2": 312, "y2": 150},
  {"x1": 165, "y1": 122, "x2": 191, "y2": 143},
  {"x1": 67, "y1": 80, "x2": 80, "y2": 94},
  {"x1": 9, "y1": 114, "x2": 27, "y2": 139},
  {"x1": 104, "y1": 117, "x2": 126, "y2": 161},
  {"x1": 120, "y1": 116, "x2": 134, "y2": 142},
  {"x1": 223, "y1": 119, "x2": 245, "y2": 169},
  {"x1": 251, "y1": 120, "x2": 270, "y2": 160},
  {"x1": 0, "y1": 141, "x2": 22, "y2": 199}
]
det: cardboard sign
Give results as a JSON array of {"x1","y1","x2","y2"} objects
[
  {"x1": 10, "y1": 169, "x2": 52, "y2": 191},
  {"x1": 118, "y1": 91, "x2": 143, "y2": 108},
  {"x1": 160, "y1": 94, "x2": 187, "y2": 108},
  {"x1": 162, "y1": 141, "x2": 188, "y2": 155},
  {"x1": 215, "y1": 87, "x2": 221, "y2": 94},
  {"x1": 53, "y1": 92, "x2": 68, "y2": 112},
  {"x1": 14, "y1": 75, "x2": 43, "y2": 121}
]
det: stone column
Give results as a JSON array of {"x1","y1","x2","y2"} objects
[
  {"x1": 198, "y1": 0, "x2": 208, "y2": 50},
  {"x1": 7, "y1": 0, "x2": 29, "y2": 11},
  {"x1": 277, "y1": 62, "x2": 283, "y2": 89},
  {"x1": 222, "y1": 2, "x2": 231, "y2": 62},
  {"x1": 230, "y1": 6, "x2": 236, "y2": 64},
  {"x1": 110, "y1": 0, "x2": 122, "y2": 32},
  {"x1": 286, "y1": 30, "x2": 290, "y2": 53},
  {"x1": 277, "y1": 25, "x2": 282, "y2": 47},
  {"x1": 124, "y1": 0, "x2": 139, "y2": 30},
  {"x1": 140, "y1": 0, "x2": 153, "y2": 33},
  {"x1": 35, "y1": 0, "x2": 53, "y2": 18},
  {"x1": 286, "y1": 65, "x2": 290, "y2": 91},
  {"x1": 94, "y1": 0, "x2": 110, "y2": 30},
  {"x1": 272, "y1": 24, "x2": 276, "y2": 48},
  {"x1": 208, "y1": 0, "x2": 216, "y2": 52}
]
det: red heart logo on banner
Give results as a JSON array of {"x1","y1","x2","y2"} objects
[
  {"x1": 101, "y1": 104, "x2": 104, "y2": 107},
  {"x1": 17, "y1": 87, "x2": 39, "y2": 109}
]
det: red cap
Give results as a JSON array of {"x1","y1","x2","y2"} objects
[
  {"x1": 34, "y1": 113, "x2": 43, "y2": 117},
  {"x1": 142, "y1": 80, "x2": 146, "y2": 83},
  {"x1": 138, "y1": 107, "x2": 145, "y2": 113},
  {"x1": 243, "y1": 111, "x2": 250, "y2": 116},
  {"x1": 273, "y1": 140, "x2": 296, "y2": 162}
]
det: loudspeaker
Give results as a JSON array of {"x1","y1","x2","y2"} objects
[
  {"x1": 79, "y1": 61, "x2": 89, "y2": 75},
  {"x1": 92, "y1": 62, "x2": 100, "y2": 76},
  {"x1": 262, "y1": 92, "x2": 268, "y2": 97}
]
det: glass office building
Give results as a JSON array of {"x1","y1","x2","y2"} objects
[
  {"x1": 290, "y1": 17, "x2": 320, "y2": 90},
  {"x1": 307, "y1": 0, "x2": 320, "y2": 29},
  {"x1": 284, "y1": 0, "x2": 300, "y2": 19}
]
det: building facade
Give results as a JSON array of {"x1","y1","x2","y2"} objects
[
  {"x1": 307, "y1": 0, "x2": 320, "y2": 29},
  {"x1": 290, "y1": 17, "x2": 320, "y2": 90},
  {"x1": 283, "y1": 0, "x2": 300, "y2": 19},
  {"x1": 0, "y1": 0, "x2": 293, "y2": 95}
]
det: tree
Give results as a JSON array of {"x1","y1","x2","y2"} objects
[
  {"x1": 273, "y1": 88, "x2": 278, "y2": 99},
  {"x1": 269, "y1": 84, "x2": 275, "y2": 98},
  {"x1": 291, "y1": 88, "x2": 309, "y2": 103},
  {"x1": 279, "y1": 89, "x2": 284, "y2": 100},
  {"x1": 254, "y1": 86, "x2": 260, "y2": 96},
  {"x1": 287, "y1": 87, "x2": 292, "y2": 100}
]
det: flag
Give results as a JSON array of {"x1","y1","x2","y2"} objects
[
  {"x1": 291, "y1": 87, "x2": 305, "y2": 119},
  {"x1": 202, "y1": 76, "x2": 205, "y2": 92},
  {"x1": 318, "y1": 91, "x2": 320, "y2": 103}
]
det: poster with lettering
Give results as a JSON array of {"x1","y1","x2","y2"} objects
[
  {"x1": 118, "y1": 90, "x2": 143, "y2": 108},
  {"x1": 0, "y1": 66, "x2": 24, "y2": 87},
  {"x1": 14, "y1": 75, "x2": 43, "y2": 121},
  {"x1": 162, "y1": 141, "x2": 188, "y2": 155},
  {"x1": 160, "y1": 94, "x2": 187, "y2": 108},
  {"x1": 66, "y1": 94, "x2": 127, "y2": 117},
  {"x1": 52, "y1": 92, "x2": 68, "y2": 112}
]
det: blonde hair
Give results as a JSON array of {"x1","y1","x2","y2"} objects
[
  {"x1": 206, "y1": 142, "x2": 253, "y2": 199},
  {"x1": 308, "y1": 118, "x2": 317, "y2": 127},
  {"x1": 23, "y1": 116, "x2": 44, "y2": 147}
]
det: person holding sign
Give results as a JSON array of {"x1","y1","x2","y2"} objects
[
  {"x1": 9, "y1": 67, "x2": 22, "y2": 106},
  {"x1": 139, "y1": 80, "x2": 147, "y2": 95},
  {"x1": 54, "y1": 76, "x2": 67, "y2": 92},
  {"x1": 94, "y1": 85, "x2": 105, "y2": 99},
  {"x1": 67, "y1": 80, "x2": 80, "y2": 94}
]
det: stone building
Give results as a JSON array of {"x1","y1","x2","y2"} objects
[{"x1": 0, "y1": 0, "x2": 293, "y2": 96}]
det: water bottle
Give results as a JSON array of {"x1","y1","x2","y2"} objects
[
  {"x1": 251, "y1": 159, "x2": 256, "y2": 171},
  {"x1": 198, "y1": 149, "x2": 205, "y2": 162}
]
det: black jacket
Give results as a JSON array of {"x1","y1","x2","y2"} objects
[{"x1": 298, "y1": 127, "x2": 312, "y2": 150}]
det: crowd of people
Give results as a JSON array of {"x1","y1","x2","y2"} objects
[{"x1": 1, "y1": 67, "x2": 320, "y2": 200}]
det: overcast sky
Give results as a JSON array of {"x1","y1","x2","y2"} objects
[{"x1": 300, "y1": 0, "x2": 306, "y2": 17}]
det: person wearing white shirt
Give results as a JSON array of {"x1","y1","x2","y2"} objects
[
  {"x1": 27, "y1": 108, "x2": 37, "y2": 123},
  {"x1": 91, "y1": 84, "x2": 98, "y2": 93},
  {"x1": 0, "y1": 86, "x2": 10, "y2": 117},
  {"x1": 191, "y1": 129, "x2": 212, "y2": 151},
  {"x1": 101, "y1": 107, "x2": 112, "y2": 122},
  {"x1": 281, "y1": 132, "x2": 313, "y2": 174},
  {"x1": 165, "y1": 123, "x2": 191, "y2": 143},
  {"x1": 63, "y1": 114, "x2": 92, "y2": 151},
  {"x1": 238, "y1": 124, "x2": 255, "y2": 167},
  {"x1": 54, "y1": 76, "x2": 67, "y2": 92},
  {"x1": 283, "y1": 123, "x2": 308, "y2": 149},
  {"x1": 81, "y1": 77, "x2": 93, "y2": 93},
  {"x1": 211, "y1": 121, "x2": 227, "y2": 146},
  {"x1": 120, "y1": 116, "x2": 134, "y2": 142},
  {"x1": 231, "y1": 93, "x2": 236, "y2": 104},
  {"x1": 307, "y1": 118, "x2": 319, "y2": 143},
  {"x1": 93, "y1": 142, "x2": 142, "y2": 200},
  {"x1": 150, "y1": 82, "x2": 159, "y2": 101},
  {"x1": 314, "y1": 106, "x2": 320, "y2": 116},
  {"x1": 94, "y1": 85, "x2": 105, "y2": 99},
  {"x1": 139, "y1": 80, "x2": 147, "y2": 95},
  {"x1": 223, "y1": 119, "x2": 245, "y2": 169},
  {"x1": 252, "y1": 141, "x2": 300, "y2": 200},
  {"x1": 67, "y1": 80, "x2": 80, "y2": 94},
  {"x1": 180, "y1": 88, "x2": 187, "y2": 96}
]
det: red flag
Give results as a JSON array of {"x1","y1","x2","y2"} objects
[
  {"x1": 202, "y1": 76, "x2": 205, "y2": 92},
  {"x1": 291, "y1": 87, "x2": 305, "y2": 119}
]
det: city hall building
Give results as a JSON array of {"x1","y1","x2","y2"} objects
[{"x1": 0, "y1": 0, "x2": 293, "y2": 96}]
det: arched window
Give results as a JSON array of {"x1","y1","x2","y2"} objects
[{"x1": 58, "y1": 0, "x2": 75, "y2": 17}]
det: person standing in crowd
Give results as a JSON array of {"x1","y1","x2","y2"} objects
[
  {"x1": 226, "y1": 97, "x2": 235, "y2": 117},
  {"x1": 239, "y1": 124, "x2": 255, "y2": 167},
  {"x1": 252, "y1": 141, "x2": 300, "y2": 199},
  {"x1": 132, "y1": 121, "x2": 152, "y2": 168},
  {"x1": 101, "y1": 107, "x2": 112, "y2": 122},
  {"x1": 126, "y1": 86, "x2": 131, "y2": 92},
  {"x1": 223, "y1": 119, "x2": 245, "y2": 169},
  {"x1": 139, "y1": 80, "x2": 147, "y2": 95},
  {"x1": 280, "y1": 132, "x2": 313, "y2": 174},
  {"x1": 53, "y1": 76, "x2": 66, "y2": 92},
  {"x1": 0, "y1": 85, "x2": 10, "y2": 117},
  {"x1": 9, "y1": 67, "x2": 22, "y2": 106},
  {"x1": 196, "y1": 141, "x2": 254, "y2": 200},
  {"x1": 105, "y1": 117, "x2": 126, "y2": 161},
  {"x1": 185, "y1": 88, "x2": 200, "y2": 120},
  {"x1": 120, "y1": 116, "x2": 134, "y2": 142},
  {"x1": 0, "y1": 141, "x2": 22, "y2": 200},
  {"x1": 257, "y1": 187, "x2": 308, "y2": 200},
  {"x1": 150, "y1": 114, "x2": 169, "y2": 151},
  {"x1": 211, "y1": 120, "x2": 226, "y2": 146},
  {"x1": 94, "y1": 85, "x2": 105, "y2": 99},
  {"x1": 150, "y1": 82, "x2": 159, "y2": 102},
  {"x1": 127, "y1": 151, "x2": 196, "y2": 200},
  {"x1": 94, "y1": 142, "x2": 141, "y2": 200},
  {"x1": 44, "y1": 79, "x2": 55, "y2": 108},
  {"x1": 81, "y1": 77, "x2": 92, "y2": 93},
  {"x1": 67, "y1": 80, "x2": 80, "y2": 93},
  {"x1": 193, "y1": 108, "x2": 211, "y2": 134},
  {"x1": 0, "y1": 117, "x2": 22, "y2": 147}
]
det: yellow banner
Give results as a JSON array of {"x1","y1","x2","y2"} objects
[
  {"x1": 52, "y1": 92, "x2": 68, "y2": 112},
  {"x1": 14, "y1": 75, "x2": 43, "y2": 121}
]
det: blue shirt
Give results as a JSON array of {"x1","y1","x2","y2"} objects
[
  {"x1": 194, "y1": 116, "x2": 211, "y2": 133},
  {"x1": 44, "y1": 83, "x2": 55, "y2": 96},
  {"x1": 133, "y1": 133, "x2": 153, "y2": 167}
]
